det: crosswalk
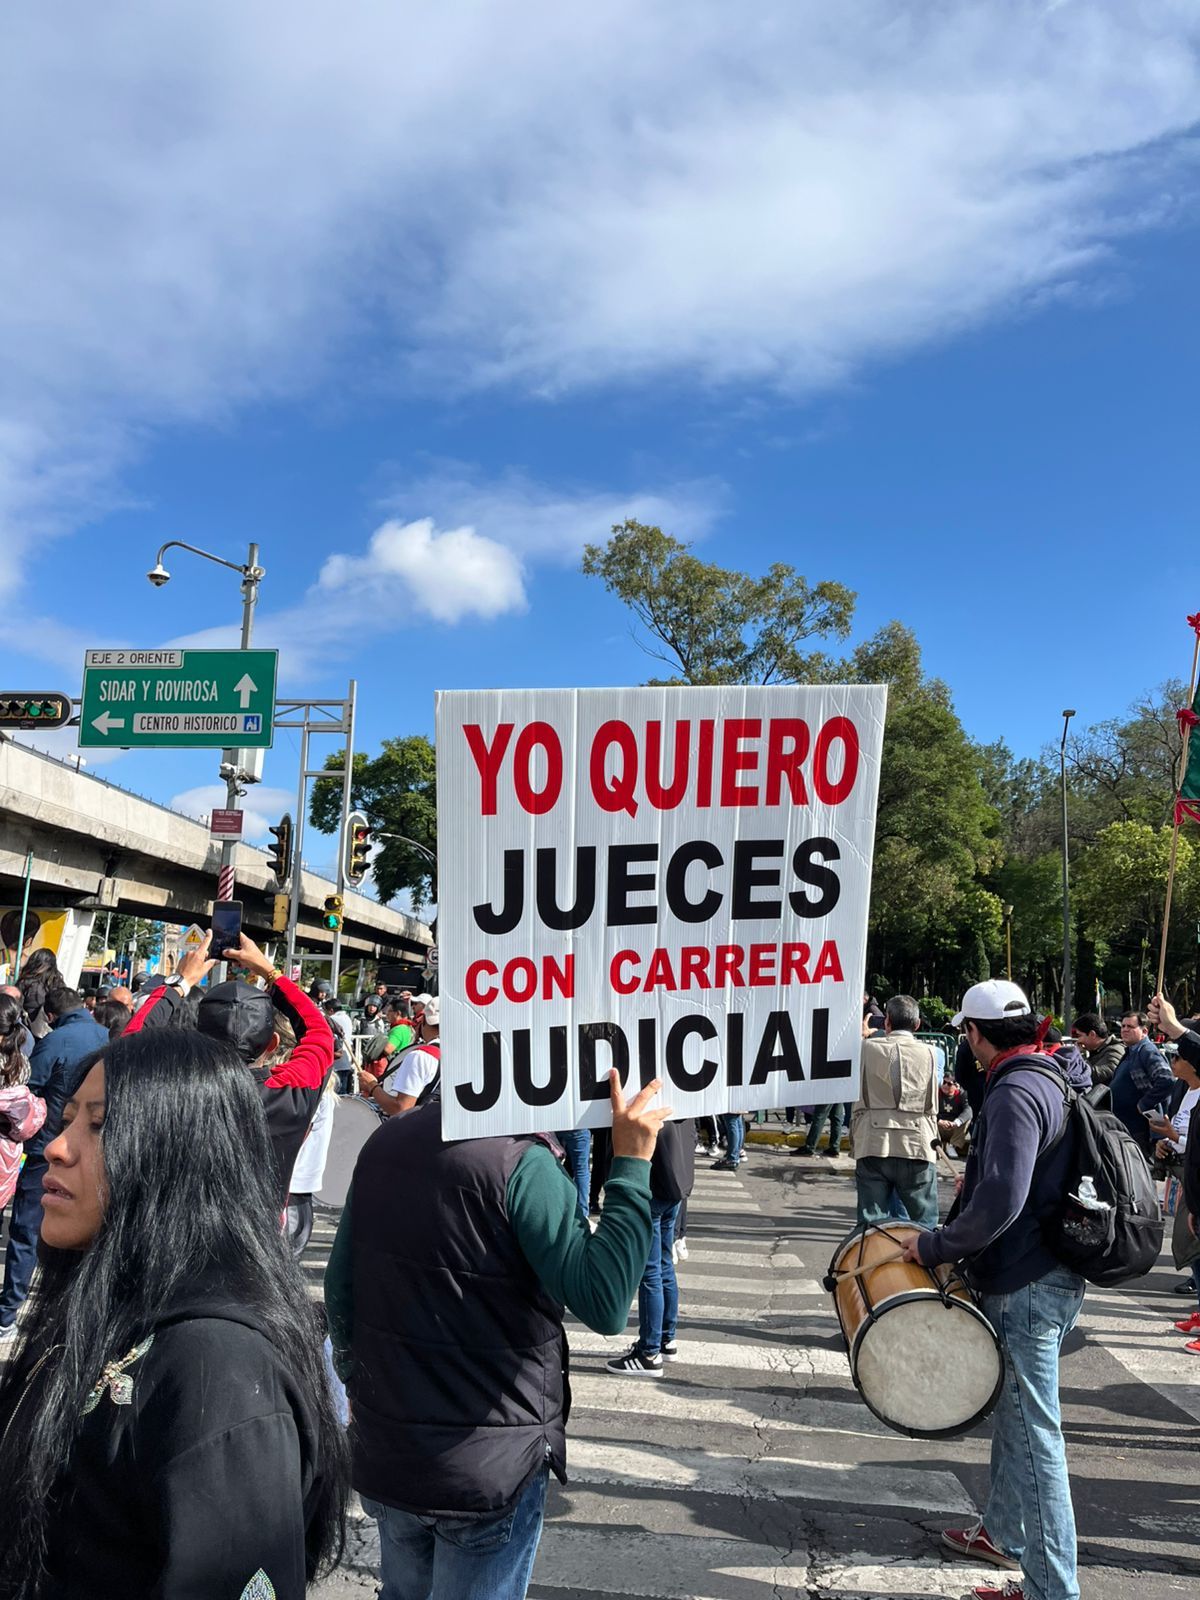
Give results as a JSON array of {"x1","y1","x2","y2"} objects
[{"x1": 306, "y1": 1152, "x2": 1200, "y2": 1599}]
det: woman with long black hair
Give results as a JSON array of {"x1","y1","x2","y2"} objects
[
  {"x1": 0, "y1": 1028, "x2": 349, "y2": 1600},
  {"x1": 16, "y1": 947, "x2": 64, "y2": 1041}
]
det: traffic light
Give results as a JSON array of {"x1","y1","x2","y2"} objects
[
  {"x1": 0, "y1": 692, "x2": 73, "y2": 731},
  {"x1": 272, "y1": 893, "x2": 290, "y2": 933},
  {"x1": 322, "y1": 894, "x2": 344, "y2": 932},
  {"x1": 344, "y1": 810, "x2": 371, "y2": 887},
  {"x1": 266, "y1": 814, "x2": 293, "y2": 884}
]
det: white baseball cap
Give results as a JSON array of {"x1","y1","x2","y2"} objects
[{"x1": 952, "y1": 979, "x2": 1032, "y2": 1029}]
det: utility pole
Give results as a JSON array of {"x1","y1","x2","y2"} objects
[{"x1": 1060, "y1": 709, "x2": 1075, "y2": 1016}]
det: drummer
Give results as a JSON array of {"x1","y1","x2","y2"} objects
[{"x1": 901, "y1": 979, "x2": 1091, "y2": 1600}]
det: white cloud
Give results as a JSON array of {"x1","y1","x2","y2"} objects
[
  {"x1": 169, "y1": 784, "x2": 295, "y2": 842},
  {"x1": 319, "y1": 517, "x2": 526, "y2": 624},
  {"x1": 2, "y1": 1, "x2": 1197, "y2": 566}
]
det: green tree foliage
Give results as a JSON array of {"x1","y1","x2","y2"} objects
[
  {"x1": 309, "y1": 735, "x2": 437, "y2": 909},
  {"x1": 846, "y1": 625, "x2": 1002, "y2": 996},
  {"x1": 87, "y1": 914, "x2": 159, "y2": 962},
  {"x1": 581, "y1": 520, "x2": 855, "y2": 685}
]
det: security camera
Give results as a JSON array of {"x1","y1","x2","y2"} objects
[{"x1": 146, "y1": 563, "x2": 171, "y2": 587}]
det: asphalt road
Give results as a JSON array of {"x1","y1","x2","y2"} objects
[{"x1": 309, "y1": 1139, "x2": 1200, "y2": 1599}]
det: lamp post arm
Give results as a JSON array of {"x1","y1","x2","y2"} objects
[{"x1": 154, "y1": 539, "x2": 263, "y2": 579}]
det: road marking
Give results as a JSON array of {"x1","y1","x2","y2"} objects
[
  {"x1": 567, "y1": 1439, "x2": 976, "y2": 1514},
  {"x1": 568, "y1": 1374, "x2": 891, "y2": 1438},
  {"x1": 531, "y1": 1529, "x2": 809, "y2": 1598},
  {"x1": 570, "y1": 1331, "x2": 848, "y2": 1376},
  {"x1": 1080, "y1": 1288, "x2": 1200, "y2": 1426}
]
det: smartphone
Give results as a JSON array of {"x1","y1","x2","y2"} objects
[{"x1": 210, "y1": 899, "x2": 243, "y2": 959}]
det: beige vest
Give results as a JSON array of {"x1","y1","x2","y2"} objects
[{"x1": 851, "y1": 1030, "x2": 939, "y2": 1162}]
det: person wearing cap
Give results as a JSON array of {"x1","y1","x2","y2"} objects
[
  {"x1": 358, "y1": 998, "x2": 440, "y2": 1116},
  {"x1": 123, "y1": 931, "x2": 335, "y2": 1204},
  {"x1": 901, "y1": 979, "x2": 1092, "y2": 1600}
]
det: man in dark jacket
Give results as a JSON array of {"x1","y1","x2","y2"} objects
[
  {"x1": 903, "y1": 980, "x2": 1089, "y2": 1600},
  {"x1": 0, "y1": 987, "x2": 108, "y2": 1337},
  {"x1": 1110, "y1": 1010, "x2": 1173, "y2": 1153},
  {"x1": 1069, "y1": 1013, "x2": 1124, "y2": 1086},
  {"x1": 325, "y1": 1071, "x2": 670, "y2": 1600}
]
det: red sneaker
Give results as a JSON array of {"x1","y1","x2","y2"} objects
[
  {"x1": 941, "y1": 1523, "x2": 1019, "y2": 1570},
  {"x1": 1174, "y1": 1311, "x2": 1200, "y2": 1334},
  {"x1": 1185, "y1": 1338, "x2": 1200, "y2": 1355},
  {"x1": 971, "y1": 1584, "x2": 1025, "y2": 1600}
]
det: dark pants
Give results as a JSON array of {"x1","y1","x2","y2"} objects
[
  {"x1": 804, "y1": 1103, "x2": 849, "y2": 1153},
  {"x1": 855, "y1": 1155, "x2": 940, "y2": 1229},
  {"x1": 287, "y1": 1194, "x2": 315, "y2": 1258},
  {"x1": 0, "y1": 1157, "x2": 45, "y2": 1328},
  {"x1": 556, "y1": 1129, "x2": 591, "y2": 1220}
]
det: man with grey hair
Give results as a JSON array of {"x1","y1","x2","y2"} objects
[{"x1": 850, "y1": 993, "x2": 940, "y2": 1228}]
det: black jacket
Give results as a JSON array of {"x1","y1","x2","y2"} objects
[{"x1": 36, "y1": 1296, "x2": 325, "y2": 1599}]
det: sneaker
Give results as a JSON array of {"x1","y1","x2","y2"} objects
[
  {"x1": 710, "y1": 1157, "x2": 737, "y2": 1171},
  {"x1": 1173, "y1": 1279, "x2": 1197, "y2": 1295},
  {"x1": 941, "y1": 1523, "x2": 1019, "y2": 1570},
  {"x1": 694, "y1": 1141, "x2": 708, "y2": 1154},
  {"x1": 819, "y1": 1146, "x2": 841, "y2": 1159},
  {"x1": 1174, "y1": 1312, "x2": 1200, "y2": 1334},
  {"x1": 661, "y1": 1338, "x2": 679, "y2": 1360},
  {"x1": 970, "y1": 1584, "x2": 1025, "y2": 1600},
  {"x1": 605, "y1": 1345, "x2": 663, "y2": 1377},
  {"x1": 1185, "y1": 1338, "x2": 1200, "y2": 1356},
  {"x1": 791, "y1": 1145, "x2": 816, "y2": 1157},
  {"x1": 675, "y1": 1239, "x2": 688, "y2": 1260}
]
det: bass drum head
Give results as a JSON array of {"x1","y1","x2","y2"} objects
[
  {"x1": 316, "y1": 1096, "x2": 385, "y2": 1209},
  {"x1": 852, "y1": 1294, "x2": 1002, "y2": 1439}
]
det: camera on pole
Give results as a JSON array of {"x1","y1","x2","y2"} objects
[
  {"x1": 344, "y1": 810, "x2": 371, "y2": 887},
  {"x1": 267, "y1": 813, "x2": 293, "y2": 884}
]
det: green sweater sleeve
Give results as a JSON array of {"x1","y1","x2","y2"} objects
[
  {"x1": 323, "y1": 1183, "x2": 355, "y2": 1382},
  {"x1": 506, "y1": 1145, "x2": 652, "y2": 1336}
]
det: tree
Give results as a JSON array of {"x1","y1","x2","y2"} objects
[
  {"x1": 309, "y1": 735, "x2": 437, "y2": 909},
  {"x1": 846, "y1": 625, "x2": 1003, "y2": 996},
  {"x1": 581, "y1": 520, "x2": 855, "y2": 685},
  {"x1": 88, "y1": 915, "x2": 159, "y2": 963},
  {"x1": 1074, "y1": 821, "x2": 1200, "y2": 1002}
]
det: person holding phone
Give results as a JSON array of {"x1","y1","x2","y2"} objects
[{"x1": 122, "y1": 931, "x2": 334, "y2": 1203}]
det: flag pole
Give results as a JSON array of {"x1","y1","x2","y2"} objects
[{"x1": 1156, "y1": 617, "x2": 1200, "y2": 998}]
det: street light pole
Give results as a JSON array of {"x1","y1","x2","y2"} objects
[
  {"x1": 1060, "y1": 709, "x2": 1075, "y2": 1016},
  {"x1": 148, "y1": 539, "x2": 265, "y2": 978},
  {"x1": 1003, "y1": 903, "x2": 1014, "y2": 982}
]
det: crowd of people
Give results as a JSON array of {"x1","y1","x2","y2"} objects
[{"x1": 0, "y1": 940, "x2": 1194, "y2": 1600}]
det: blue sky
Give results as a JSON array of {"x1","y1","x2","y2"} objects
[{"x1": 2, "y1": 2, "x2": 1198, "y2": 876}]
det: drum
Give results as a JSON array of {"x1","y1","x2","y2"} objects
[
  {"x1": 316, "y1": 1096, "x2": 386, "y2": 1209},
  {"x1": 824, "y1": 1222, "x2": 1003, "y2": 1439}
]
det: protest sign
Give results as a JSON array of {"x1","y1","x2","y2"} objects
[{"x1": 437, "y1": 684, "x2": 886, "y2": 1139}]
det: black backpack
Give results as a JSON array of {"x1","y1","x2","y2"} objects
[{"x1": 994, "y1": 1059, "x2": 1163, "y2": 1287}]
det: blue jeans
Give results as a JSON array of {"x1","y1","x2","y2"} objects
[
  {"x1": 362, "y1": 1465, "x2": 548, "y2": 1600},
  {"x1": 637, "y1": 1198, "x2": 680, "y2": 1354},
  {"x1": 719, "y1": 1113, "x2": 745, "y2": 1164},
  {"x1": 0, "y1": 1157, "x2": 45, "y2": 1327},
  {"x1": 555, "y1": 1128, "x2": 591, "y2": 1219},
  {"x1": 804, "y1": 1103, "x2": 848, "y2": 1152},
  {"x1": 855, "y1": 1156, "x2": 939, "y2": 1229},
  {"x1": 981, "y1": 1266, "x2": 1086, "y2": 1600}
]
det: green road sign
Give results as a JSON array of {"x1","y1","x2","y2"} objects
[{"x1": 79, "y1": 649, "x2": 279, "y2": 749}]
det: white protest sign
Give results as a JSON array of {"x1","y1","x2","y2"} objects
[{"x1": 437, "y1": 684, "x2": 886, "y2": 1140}]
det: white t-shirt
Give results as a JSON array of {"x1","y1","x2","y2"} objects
[
  {"x1": 289, "y1": 1089, "x2": 336, "y2": 1194},
  {"x1": 384, "y1": 1040, "x2": 441, "y2": 1101}
]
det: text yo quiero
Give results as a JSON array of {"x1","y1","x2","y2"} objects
[{"x1": 437, "y1": 684, "x2": 887, "y2": 1140}]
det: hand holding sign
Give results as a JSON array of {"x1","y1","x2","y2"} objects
[{"x1": 609, "y1": 1071, "x2": 674, "y2": 1162}]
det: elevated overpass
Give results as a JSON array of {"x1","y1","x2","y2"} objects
[{"x1": 0, "y1": 736, "x2": 431, "y2": 969}]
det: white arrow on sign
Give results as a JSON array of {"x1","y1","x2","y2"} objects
[
  {"x1": 234, "y1": 673, "x2": 258, "y2": 710},
  {"x1": 91, "y1": 711, "x2": 126, "y2": 736}
]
